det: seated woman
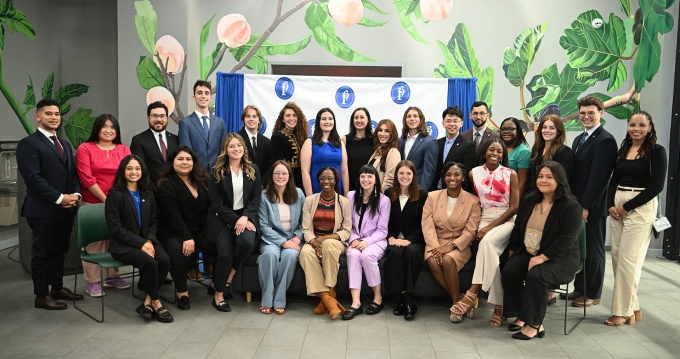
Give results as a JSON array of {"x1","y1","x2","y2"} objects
[
  {"x1": 299, "y1": 167, "x2": 352, "y2": 320},
  {"x1": 502, "y1": 161, "x2": 581, "y2": 340},
  {"x1": 258, "y1": 160, "x2": 305, "y2": 315},
  {"x1": 342, "y1": 165, "x2": 391, "y2": 320},
  {"x1": 106, "y1": 155, "x2": 173, "y2": 323},
  {"x1": 452, "y1": 139, "x2": 519, "y2": 325},
  {"x1": 423, "y1": 162, "x2": 481, "y2": 321},
  {"x1": 368, "y1": 119, "x2": 401, "y2": 192},
  {"x1": 207, "y1": 133, "x2": 261, "y2": 312},
  {"x1": 383, "y1": 160, "x2": 428, "y2": 320},
  {"x1": 155, "y1": 145, "x2": 214, "y2": 310}
]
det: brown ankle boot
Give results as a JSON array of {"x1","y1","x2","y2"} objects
[
  {"x1": 313, "y1": 293, "x2": 328, "y2": 315},
  {"x1": 319, "y1": 291, "x2": 345, "y2": 320}
]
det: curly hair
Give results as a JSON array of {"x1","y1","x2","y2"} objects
[
  {"x1": 480, "y1": 138, "x2": 509, "y2": 167},
  {"x1": 531, "y1": 114, "x2": 567, "y2": 163},
  {"x1": 273, "y1": 102, "x2": 309, "y2": 147},
  {"x1": 317, "y1": 166, "x2": 341, "y2": 194},
  {"x1": 212, "y1": 133, "x2": 256, "y2": 182},
  {"x1": 373, "y1": 119, "x2": 399, "y2": 172},
  {"x1": 616, "y1": 110, "x2": 658, "y2": 161}
]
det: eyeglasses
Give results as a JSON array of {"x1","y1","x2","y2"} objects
[
  {"x1": 500, "y1": 127, "x2": 517, "y2": 132},
  {"x1": 273, "y1": 171, "x2": 289, "y2": 177},
  {"x1": 578, "y1": 111, "x2": 597, "y2": 117},
  {"x1": 150, "y1": 114, "x2": 167, "y2": 119},
  {"x1": 318, "y1": 176, "x2": 335, "y2": 181},
  {"x1": 443, "y1": 119, "x2": 462, "y2": 125},
  {"x1": 470, "y1": 112, "x2": 488, "y2": 117}
]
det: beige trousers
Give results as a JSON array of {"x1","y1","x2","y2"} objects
[
  {"x1": 299, "y1": 240, "x2": 346, "y2": 295},
  {"x1": 609, "y1": 188, "x2": 656, "y2": 316}
]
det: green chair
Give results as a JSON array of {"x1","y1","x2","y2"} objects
[
  {"x1": 73, "y1": 203, "x2": 138, "y2": 323},
  {"x1": 552, "y1": 219, "x2": 587, "y2": 335}
]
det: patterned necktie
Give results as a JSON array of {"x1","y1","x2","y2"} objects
[
  {"x1": 50, "y1": 136, "x2": 64, "y2": 157},
  {"x1": 577, "y1": 132, "x2": 587, "y2": 151},
  {"x1": 474, "y1": 132, "x2": 481, "y2": 151},
  {"x1": 159, "y1": 133, "x2": 167, "y2": 161},
  {"x1": 202, "y1": 116, "x2": 210, "y2": 138}
]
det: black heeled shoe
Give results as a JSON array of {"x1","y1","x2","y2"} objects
[
  {"x1": 508, "y1": 322, "x2": 523, "y2": 332},
  {"x1": 403, "y1": 302, "x2": 418, "y2": 321},
  {"x1": 177, "y1": 295, "x2": 190, "y2": 310},
  {"x1": 512, "y1": 324, "x2": 545, "y2": 340}
]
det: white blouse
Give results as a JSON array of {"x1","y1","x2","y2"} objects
[{"x1": 230, "y1": 167, "x2": 244, "y2": 210}]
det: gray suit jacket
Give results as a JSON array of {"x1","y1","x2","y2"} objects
[{"x1": 258, "y1": 188, "x2": 305, "y2": 247}]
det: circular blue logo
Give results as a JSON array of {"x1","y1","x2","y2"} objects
[
  {"x1": 275, "y1": 77, "x2": 294, "y2": 100},
  {"x1": 335, "y1": 86, "x2": 355, "y2": 109},
  {"x1": 391, "y1": 81, "x2": 410, "y2": 104},
  {"x1": 371, "y1": 120, "x2": 378, "y2": 132},
  {"x1": 308, "y1": 119, "x2": 316, "y2": 137},
  {"x1": 259, "y1": 117, "x2": 267, "y2": 134},
  {"x1": 426, "y1": 121, "x2": 438, "y2": 138}
]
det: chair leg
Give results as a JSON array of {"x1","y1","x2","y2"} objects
[
  {"x1": 73, "y1": 264, "x2": 105, "y2": 323},
  {"x1": 246, "y1": 292, "x2": 252, "y2": 303}
]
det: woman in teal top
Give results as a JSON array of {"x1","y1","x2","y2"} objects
[{"x1": 500, "y1": 117, "x2": 530, "y2": 199}]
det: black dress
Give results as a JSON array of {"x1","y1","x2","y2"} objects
[{"x1": 345, "y1": 134, "x2": 374, "y2": 191}]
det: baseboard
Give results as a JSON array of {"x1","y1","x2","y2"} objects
[
  {"x1": 647, "y1": 248, "x2": 663, "y2": 257},
  {"x1": 0, "y1": 236, "x2": 18, "y2": 251}
]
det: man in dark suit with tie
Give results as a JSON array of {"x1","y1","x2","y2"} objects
[
  {"x1": 178, "y1": 80, "x2": 228, "y2": 172},
  {"x1": 461, "y1": 101, "x2": 500, "y2": 166},
  {"x1": 17, "y1": 99, "x2": 84, "y2": 310},
  {"x1": 237, "y1": 105, "x2": 272, "y2": 186},
  {"x1": 130, "y1": 101, "x2": 179, "y2": 186},
  {"x1": 433, "y1": 106, "x2": 476, "y2": 191},
  {"x1": 563, "y1": 95, "x2": 617, "y2": 307}
]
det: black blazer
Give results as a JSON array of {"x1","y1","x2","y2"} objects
[
  {"x1": 238, "y1": 129, "x2": 272, "y2": 184},
  {"x1": 385, "y1": 188, "x2": 428, "y2": 244},
  {"x1": 570, "y1": 126, "x2": 617, "y2": 217},
  {"x1": 528, "y1": 145, "x2": 575, "y2": 193},
  {"x1": 130, "y1": 129, "x2": 179, "y2": 186},
  {"x1": 433, "y1": 135, "x2": 476, "y2": 191},
  {"x1": 155, "y1": 175, "x2": 210, "y2": 243},
  {"x1": 207, "y1": 165, "x2": 261, "y2": 242},
  {"x1": 17, "y1": 131, "x2": 80, "y2": 219},
  {"x1": 105, "y1": 188, "x2": 157, "y2": 255}
]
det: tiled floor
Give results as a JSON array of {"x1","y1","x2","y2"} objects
[{"x1": 1, "y1": 245, "x2": 679, "y2": 358}]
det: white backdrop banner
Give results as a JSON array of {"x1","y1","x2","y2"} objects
[{"x1": 243, "y1": 74, "x2": 449, "y2": 139}]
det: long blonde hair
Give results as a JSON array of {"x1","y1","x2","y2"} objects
[{"x1": 212, "y1": 133, "x2": 256, "y2": 181}]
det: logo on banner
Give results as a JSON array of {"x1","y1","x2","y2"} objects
[
  {"x1": 426, "y1": 121, "x2": 438, "y2": 138},
  {"x1": 259, "y1": 117, "x2": 267, "y2": 134},
  {"x1": 335, "y1": 86, "x2": 355, "y2": 108},
  {"x1": 275, "y1": 77, "x2": 294, "y2": 99},
  {"x1": 391, "y1": 81, "x2": 410, "y2": 104},
  {"x1": 371, "y1": 121, "x2": 378, "y2": 132},
  {"x1": 308, "y1": 119, "x2": 315, "y2": 137}
]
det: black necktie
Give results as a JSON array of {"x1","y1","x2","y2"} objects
[{"x1": 251, "y1": 136, "x2": 258, "y2": 160}]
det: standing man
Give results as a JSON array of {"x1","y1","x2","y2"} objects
[
  {"x1": 178, "y1": 80, "x2": 228, "y2": 172},
  {"x1": 238, "y1": 105, "x2": 272, "y2": 186},
  {"x1": 563, "y1": 95, "x2": 617, "y2": 307},
  {"x1": 433, "y1": 106, "x2": 476, "y2": 191},
  {"x1": 398, "y1": 106, "x2": 438, "y2": 190},
  {"x1": 461, "y1": 101, "x2": 500, "y2": 166},
  {"x1": 130, "y1": 101, "x2": 179, "y2": 186},
  {"x1": 17, "y1": 99, "x2": 84, "y2": 310}
]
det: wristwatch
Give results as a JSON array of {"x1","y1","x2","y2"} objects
[{"x1": 448, "y1": 242, "x2": 458, "y2": 250}]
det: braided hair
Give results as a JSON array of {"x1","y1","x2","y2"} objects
[{"x1": 616, "y1": 110, "x2": 657, "y2": 162}]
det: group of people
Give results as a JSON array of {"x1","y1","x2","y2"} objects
[{"x1": 18, "y1": 81, "x2": 666, "y2": 339}]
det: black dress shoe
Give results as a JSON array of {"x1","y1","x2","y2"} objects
[
  {"x1": 152, "y1": 306, "x2": 174, "y2": 323},
  {"x1": 547, "y1": 296, "x2": 557, "y2": 305},
  {"x1": 366, "y1": 301, "x2": 384, "y2": 315},
  {"x1": 50, "y1": 287, "x2": 83, "y2": 301},
  {"x1": 393, "y1": 303, "x2": 405, "y2": 316},
  {"x1": 35, "y1": 295, "x2": 67, "y2": 310},
  {"x1": 341, "y1": 305, "x2": 363, "y2": 320},
  {"x1": 177, "y1": 295, "x2": 190, "y2": 310},
  {"x1": 212, "y1": 299, "x2": 231, "y2": 312},
  {"x1": 135, "y1": 303, "x2": 154, "y2": 321},
  {"x1": 559, "y1": 291, "x2": 580, "y2": 300},
  {"x1": 512, "y1": 324, "x2": 545, "y2": 340},
  {"x1": 508, "y1": 322, "x2": 523, "y2": 332},
  {"x1": 403, "y1": 303, "x2": 418, "y2": 321}
]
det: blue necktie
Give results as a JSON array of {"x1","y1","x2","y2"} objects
[
  {"x1": 202, "y1": 116, "x2": 210, "y2": 138},
  {"x1": 577, "y1": 132, "x2": 587, "y2": 151}
]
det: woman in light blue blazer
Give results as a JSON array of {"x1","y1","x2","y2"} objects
[{"x1": 258, "y1": 160, "x2": 305, "y2": 314}]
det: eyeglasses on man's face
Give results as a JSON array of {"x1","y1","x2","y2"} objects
[
  {"x1": 470, "y1": 112, "x2": 488, "y2": 117},
  {"x1": 150, "y1": 114, "x2": 167, "y2": 119}
]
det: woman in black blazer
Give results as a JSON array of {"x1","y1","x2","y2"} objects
[
  {"x1": 383, "y1": 160, "x2": 428, "y2": 321},
  {"x1": 502, "y1": 161, "x2": 581, "y2": 340},
  {"x1": 528, "y1": 115, "x2": 574, "y2": 193},
  {"x1": 106, "y1": 154, "x2": 173, "y2": 323},
  {"x1": 155, "y1": 145, "x2": 214, "y2": 310},
  {"x1": 207, "y1": 133, "x2": 261, "y2": 312}
]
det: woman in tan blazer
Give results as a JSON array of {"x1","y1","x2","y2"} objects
[
  {"x1": 368, "y1": 119, "x2": 401, "y2": 192},
  {"x1": 299, "y1": 167, "x2": 352, "y2": 319},
  {"x1": 423, "y1": 161, "x2": 481, "y2": 321}
]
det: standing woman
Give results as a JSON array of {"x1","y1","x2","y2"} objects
[
  {"x1": 423, "y1": 162, "x2": 481, "y2": 319},
  {"x1": 299, "y1": 167, "x2": 352, "y2": 319},
  {"x1": 368, "y1": 119, "x2": 401, "y2": 192},
  {"x1": 342, "y1": 107, "x2": 374, "y2": 192},
  {"x1": 300, "y1": 108, "x2": 350, "y2": 195},
  {"x1": 258, "y1": 160, "x2": 305, "y2": 315},
  {"x1": 207, "y1": 133, "x2": 261, "y2": 312},
  {"x1": 383, "y1": 160, "x2": 428, "y2": 320},
  {"x1": 605, "y1": 111, "x2": 667, "y2": 326},
  {"x1": 342, "y1": 165, "x2": 391, "y2": 320},
  {"x1": 452, "y1": 139, "x2": 519, "y2": 325},
  {"x1": 155, "y1": 145, "x2": 214, "y2": 310},
  {"x1": 399, "y1": 106, "x2": 438, "y2": 190},
  {"x1": 499, "y1": 117, "x2": 531, "y2": 198},
  {"x1": 75, "y1": 114, "x2": 132, "y2": 297},
  {"x1": 528, "y1": 114, "x2": 574, "y2": 192},
  {"x1": 106, "y1": 155, "x2": 173, "y2": 323},
  {"x1": 270, "y1": 102, "x2": 308, "y2": 190}
]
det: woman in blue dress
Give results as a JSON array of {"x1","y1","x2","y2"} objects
[{"x1": 301, "y1": 107, "x2": 350, "y2": 196}]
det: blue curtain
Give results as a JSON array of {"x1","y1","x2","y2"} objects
[
  {"x1": 215, "y1": 72, "x2": 244, "y2": 133},
  {"x1": 447, "y1": 78, "x2": 477, "y2": 133}
]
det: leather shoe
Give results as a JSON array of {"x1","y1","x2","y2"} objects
[
  {"x1": 559, "y1": 291, "x2": 581, "y2": 300},
  {"x1": 212, "y1": 299, "x2": 231, "y2": 312},
  {"x1": 35, "y1": 295, "x2": 67, "y2": 310},
  {"x1": 508, "y1": 322, "x2": 523, "y2": 332},
  {"x1": 341, "y1": 305, "x2": 363, "y2": 320},
  {"x1": 572, "y1": 297, "x2": 600, "y2": 307},
  {"x1": 366, "y1": 301, "x2": 384, "y2": 315},
  {"x1": 177, "y1": 295, "x2": 190, "y2": 310},
  {"x1": 135, "y1": 303, "x2": 153, "y2": 321},
  {"x1": 547, "y1": 296, "x2": 557, "y2": 305},
  {"x1": 393, "y1": 303, "x2": 405, "y2": 316},
  {"x1": 152, "y1": 306, "x2": 174, "y2": 323},
  {"x1": 50, "y1": 287, "x2": 83, "y2": 301},
  {"x1": 403, "y1": 303, "x2": 418, "y2": 321}
]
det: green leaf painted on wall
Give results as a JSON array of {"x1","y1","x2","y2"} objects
[
  {"x1": 42, "y1": 73, "x2": 54, "y2": 100},
  {"x1": 199, "y1": 14, "x2": 216, "y2": 80},
  {"x1": 134, "y1": 0, "x2": 158, "y2": 55},
  {"x1": 357, "y1": 16, "x2": 387, "y2": 27},
  {"x1": 60, "y1": 103, "x2": 71, "y2": 117},
  {"x1": 23, "y1": 76, "x2": 35, "y2": 108},
  {"x1": 363, "y1": 0, "x2": 389, "y2": 15},
  {"x1": 394, "y1": 0, "x2": 428, "y2": 43},
  {"x1": 229, "y1": 34, "x2": 312, "y2": 74},
  {"x1": 564, "y1": 119, "x2": 584, "y2": 131},
  {"x1": 0, "y1": 0, "x2": 36, "y2": 49},
  {"x1": 525, "y1": 63, "x2": 593, "y2": 121},
  {"x1": 620, "y1": 0, "x2": 632, "y2": 17},
  {"x1": 65, "y1": 108, "x2": 96, "y2": 148},
  {"x1": 477, "y1": 67, "x2": 495, "y2": 109},
  {"x1": 202, "y1": 42, "x2": 223, "y2": 77},
  {"x1": 137, "y1": 56, "x2": 165, "y2": 89},
  {"x1": 55, "y1": 84, "x2": 90, "y2": 105},
  {"x1": 633, "y1": 0, "x2": 676, "y2": 92},
  {"x1": 305, "y1": 4, "x2": 374, "y2": 62},
  {"x1": 503, "y1": 22, "x2": 548, "y2": 87}
]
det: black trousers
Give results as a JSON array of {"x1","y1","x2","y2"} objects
[
  {"x1": 383, "y1": 243, "x2": 425, "y2": 295},
  {"x1": 28, "y1": 216, "x2": 75, "y2": 297},
  {"x1": 111, "y1": 243, "x2": 170, "y2": 300},
  {"x1": 214, "y1": 226, "x2": 256, "y2": 291},
  {"x1": 162, "y1": 235, "x2": 217, "y2": 292},
  {"x1": 574, "y1": 216, "x2": 605, "y2": 299}
]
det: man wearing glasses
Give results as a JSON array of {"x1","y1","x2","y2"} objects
[
  {"x1": 433, "y1": 106, "x2": 476, "y2": 191},
  {"x1": 562, "y1": 95, "x2": 617, "y2": 308},
  {"x1": 461, "y1": 101, "x2": 500, "y2": 165},
  {"x1": 131, "y1": 101, "x2": 179, "y2": 186}
]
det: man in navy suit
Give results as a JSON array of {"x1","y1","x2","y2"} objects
[
  {"x1": 237, "y1": 105, "x2": 272, "y2": 187},
  {"x1": 17, "y1": 99, "x2": 84, "y2": 310},
  {"x1": 178, "y1": 80, "x2": 228, "y2": 172},
  {"x1": 433, "y1": 106, "x2": 476, "y2": 191},
  {"x1": 130, "y1": 101, "x2": 179, "y2": 185},
  {"x1": 461, "y1": 101, "x2": 500, "y2": 166},
  {"x1": 398, "y1": 106, "x2": 438, "y2": 190},
  {"x1": 563, "y1": 95, "x2": 617, "y2": 307}
]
